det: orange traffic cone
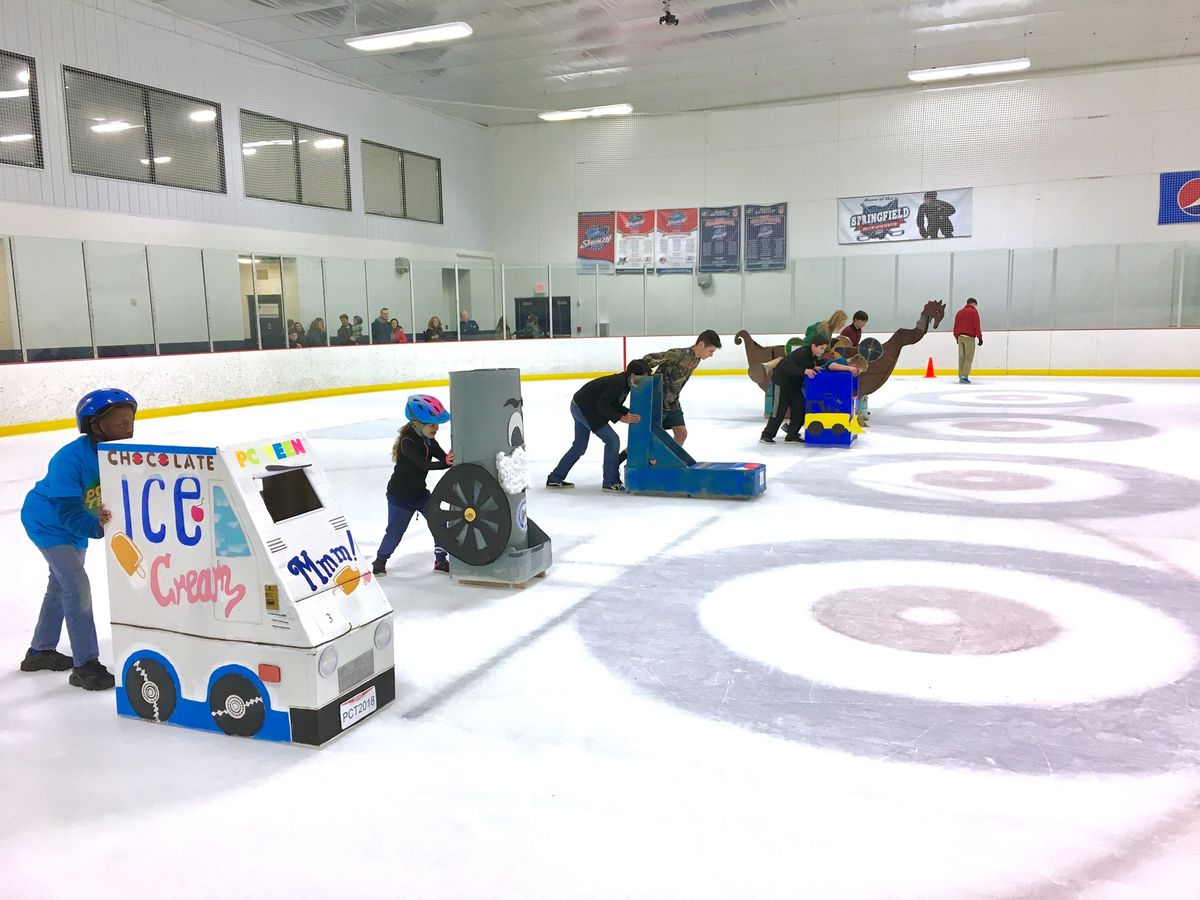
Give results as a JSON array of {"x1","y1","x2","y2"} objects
[{"x1": 924, "y1": 357, "x2": 936, "y2": 378}]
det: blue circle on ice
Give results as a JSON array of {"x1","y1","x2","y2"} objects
[{"x1": 574, "y1": 539, "x2": 1200, "y2": 774}]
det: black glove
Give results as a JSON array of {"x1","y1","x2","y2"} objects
[{"x1": 977, "y1": 338, "x2": 983, "y2": 347}]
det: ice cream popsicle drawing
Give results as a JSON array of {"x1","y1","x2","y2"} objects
[{"x1": 111, "y1": 532, "x2": 145, "y2": 578}]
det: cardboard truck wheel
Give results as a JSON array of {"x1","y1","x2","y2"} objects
[
  {"x1": 427, "y1": 464, "x2": 513, "y2": 567},
  {"x1": 125, "y1": 657, "x2": 177, "y2": 723},
  {"x1": 209, "y1": 673, "x2": 266, "y2": 737}
]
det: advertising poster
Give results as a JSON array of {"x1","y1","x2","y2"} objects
[
  {"x1": 699, "y1": 206, "x2": 742, "y2": 273},
  {"x1": 577, "y1": 211, "x2": 616, "y2": 274},
  {"x1": 616, "y1": 210, "x2": 655, "y2": 272},
  {"x1": 837, "y1": 188, "x2": 973, "y2": 243},
  {"x1": 744, "y1": 203, "x2": 787, "y2": 271},
  {"x1": 655, "y1": 208, "x2": 699, "y2": 274},
  {"x1": 1158, "y1": 171, "x2": 1200, "y2": 224}
]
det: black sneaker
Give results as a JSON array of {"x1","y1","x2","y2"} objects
[
  {"x1": 371, "y1": 559, "x2": 387, "y2": 576},
  {"x1": 69, "y1": 659, "x2": 115, "y2": 691},
  {"x1": 759, "y1": 436, "x2": 775, "y2": 444},
  {"x1": 433, "y1": 558, "x2": 450, "y2": 573},
  {"x1": 21, "y1": 648, "x2": 73, "y2": 672},
  {"x1": 602, "y1": 482, "x2": 627, "y2": 493},
  {"x1": 545, "y1": 478, "x2": 575, "y2": 488},
  {"x1": 783, "y1": 435, "x2": 803, "y2": 443}
]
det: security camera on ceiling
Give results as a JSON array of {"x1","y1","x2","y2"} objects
[{"x1": 659, "y1": 0, "x2": 678, "y2": 25}]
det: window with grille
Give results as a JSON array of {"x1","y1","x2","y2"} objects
[
  {"x1": 361, "y1": 139, "x2": 443, "y2": 224},
  {"x1": 241, "y1": 110, "x2": 350, "y2": 211},
  {"x1": 0, "y1": 49, "x2": 43, "y2": 169},
  {"x1": 62, "y1": 66, "x2": 224, "y2": 192}
]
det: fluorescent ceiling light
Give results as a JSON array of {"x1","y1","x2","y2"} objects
[
  {"x1": 538, "y1": 103, "x2": 634, "y2": 122},
  {"x1": 0, "y1": 88, "x2": 30, "y2": 99},
  {"x1": 0, "y1": 133, "x2": 34, "y2": 143},
  {"x1": 908, "y1": 57, "x2": 1030, "y2": 82},
  {"x1": 91, "y1": 120, "x2": 134, "y2": 133},
  {"x1": 242, "y1": 147, "x2": 257, "y2": 156},
  {"x1": 312, "y1": 137, "x2": 344, "y2": 149},
  {"x1": 17, "y1": 69, "x2": 30, "y2": 84},
  {"x1": 139, "y1": 156, "x2": 172, "y2": 164},
  {"x1": 345, "y1": 21, "x2": 473, "y2": 52},
  {"x1": 189, "y1": 109, "x2": 217, "y2": 123}
]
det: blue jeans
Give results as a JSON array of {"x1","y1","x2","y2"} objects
[
  {"x1": 31, "y1": 545, "x2": 98, "y2": 667},
  {"x1": 550, "y1": 401, "x2": 621, "y2": 486},
  {"x1": 376, "y1": 491, "x2": 445, "y2": 562}
]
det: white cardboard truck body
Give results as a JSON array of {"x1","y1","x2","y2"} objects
[{"x1": 98, "y1": 434, "x2": 395, "y2": 745}]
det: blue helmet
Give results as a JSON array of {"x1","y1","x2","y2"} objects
[
  {"x1": 405, "y1": 393, "x2": 450, "y2": 425},
  {"x1": 76, "y1": 388, "x2": 138, "y2": 433}
]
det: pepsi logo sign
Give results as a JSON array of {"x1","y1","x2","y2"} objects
[{"x1": 1178, "y1": 178, "x2": 1200, "y2": 217}]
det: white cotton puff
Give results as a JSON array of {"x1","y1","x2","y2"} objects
[{"x1": 496, "y1": 446, "x2": 529, "y2": 494}]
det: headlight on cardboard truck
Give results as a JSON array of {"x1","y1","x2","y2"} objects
[
  {"x1": 318, "y1": 645, "x2": 338, "y2": 678},
  {"x1": 374, "y1": 618, "x2": 393, "y2": 649}
]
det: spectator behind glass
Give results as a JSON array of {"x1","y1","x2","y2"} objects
[
  {"x1": 516, "y1": 314, "x2": 541, "y2": 339},
  {"x1": 390, "y1": 318, "x2": 408, "y2": 343},
  {"x1": 458, "y1": 309, "x2": 479, "y2": 338},
  {"x1": 350, "y1": 316, "x2": 365, "y2": 344},
  {"x1": 372, "y1": 307, "x2": 394, "y2": 344},
  {"x1": 425, "y1": 316, "x2": 445, "y2": 342},
  {"x1": 288, "y1": 324, "x2": 306, "y2": 348},
  {"x1": 495, "y1": 315, "x2": 512, "y2": 339},
  {"x1": 307, "y1": 317, "x2": 327, "y2": 346},
  {"x1": 335, "y1": 313, "x2": 352, "y2": 345}
]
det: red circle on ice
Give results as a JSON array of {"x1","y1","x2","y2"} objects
[{"x1": 1178, "y1": 178, "x2": 1200, "y2": 215}]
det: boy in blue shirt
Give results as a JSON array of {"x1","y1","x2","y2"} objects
[{"x1": 20, "y1": 388, "x2": 137, "y2": 690}]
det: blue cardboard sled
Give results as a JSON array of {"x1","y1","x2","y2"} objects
[
  {"x1": 802, "y1": 369, "x2": 863, "y2": 447},
  {"x1": 625, "y1": 374, "x2": 766, "y2": 499}
]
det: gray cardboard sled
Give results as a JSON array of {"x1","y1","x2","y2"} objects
[{"x1": 427, "y1": 368, "x2": 552, "y2": 586}]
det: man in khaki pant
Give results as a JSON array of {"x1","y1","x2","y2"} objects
[{"x1": 952, "y1": 298, "x2": 983, "y2": 384}]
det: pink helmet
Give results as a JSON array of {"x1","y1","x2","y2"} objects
[{"x1": 405, "y1": 394, "x2": 450, "y2": 425}]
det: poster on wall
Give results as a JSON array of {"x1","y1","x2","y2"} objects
[
  {"x1": 1158, "y1": 171, "x2": 1200, "y2": 224},
  {"x1": 577, "y1": 211, "x2": 616, "y2": 274},
  {"x1": 698, "y1": 207, "x2": 742, "y2": 273},
  {"x1": 655, "y1": 208, "x2": 699, "y2": 274},
  {"x1": 744, "y1": 203, "x2": 787, "y2": 271},
  {"x1": 616, "y1": 210, "x2": 656, "y2": 272},
  {"x1": 837, "y1": 188, "x2": 973, "y2": 243}
]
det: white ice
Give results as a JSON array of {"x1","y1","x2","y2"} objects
[{"x1": 2, "y1": 373, "x2": 1200, "y2": 899}]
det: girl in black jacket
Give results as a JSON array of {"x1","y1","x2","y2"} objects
[{"x1": 372, "y1": 394, "x2": 455, "y2": 575}]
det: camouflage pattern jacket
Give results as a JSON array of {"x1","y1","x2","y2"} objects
[{"x1": 641, "y1": 347, "x2": 700, "y2": 411}]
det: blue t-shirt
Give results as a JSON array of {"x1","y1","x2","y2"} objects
[{"x1": 21, "y1": 436, "x2": 104, "y2": 549}]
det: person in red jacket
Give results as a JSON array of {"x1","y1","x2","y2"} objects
[{"x1": 953, "y1": 298, "x2": 983, "y2": 384}]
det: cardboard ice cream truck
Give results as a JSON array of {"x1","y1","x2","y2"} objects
[{"x1": 98, "y1": 435, "x2": 395, "y2": 745}]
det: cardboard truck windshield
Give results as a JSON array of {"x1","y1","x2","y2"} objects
[{"x1": 98, "y1": 435, "x2": 395, "y2": 745}]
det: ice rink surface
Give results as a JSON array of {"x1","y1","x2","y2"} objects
[{"x1": 2, "y1": 373, "x2": 1199, "y2": 899}]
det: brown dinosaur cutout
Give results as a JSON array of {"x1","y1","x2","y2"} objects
[{"x1": 735, "y1": 300, "x2": 946, "y2": 399}]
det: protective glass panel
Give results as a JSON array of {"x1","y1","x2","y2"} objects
[
  {"x1": 64, "y1": 68, "x2": 150, "y2": 183},
  {"x1": 691, "y1": 272, "x2": 743, "y2": 338},
  {"x1": 241, "y1": 256, "x2": 286, "y2": 349},
  {"x1": 742, "y1": 266, "x2": 794, "y2": 335},
  {"x1": 1055, "y1": 246, "x2": 1117, "y2": 328},
  {"x1": 410, "y1": 261, "x2": 450, "y2": 342},
  {"x1": 599, "y1": 267, "x2": 648, "y2": 337},
  {"x1": 843, "y1": 255, "x2": 897, "y2": 331},
  {"x1": 284, "y1": 257, "x2": 327, "y2": 347},
  {"x1": 148, "y1": 245, "x2": 209, "y2": 355},
  {"x1": 203, "y1": 249, "x2": 251, "y2": 352},
  {"x1": 1114, "y1": 243, "x2": 1177, "y2": 328},
  {"x1": 0, "y1": 50, "x2": 42, "y2": 168},
  {"x1": 951, "y1": 250, "x2": 1010, "y2": 331},
  {"x1": 85, "y1": 241, "x2": 154, "y2": 358},
  {"x1": 1181, "y1": 247, "x2": 1200, "y2": 327},
  {"x1": 1010, "y1": 249, "x2": 1053, "y2": 329},
  {"x1": 454, "y1": 261, "x2": 496, "y2": 340},
  {"x1": 145, "y1": 90, "x2": 223, "y2": 193},
  {"x1": 897, "y1": 253, "x2": 951, "y2": 336},
  {"x1": 323, "y1": 258, "x2": 369, "y2": 346},
  {"x1": 0, "y1": 237, "x2": 20, "y2": 362},
  {"x1": 795, "y1": 258, "x2": 843, "y2": 334},
  {"x1": 11, "y1": 237, "x2": 92, "y2": 360}
]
